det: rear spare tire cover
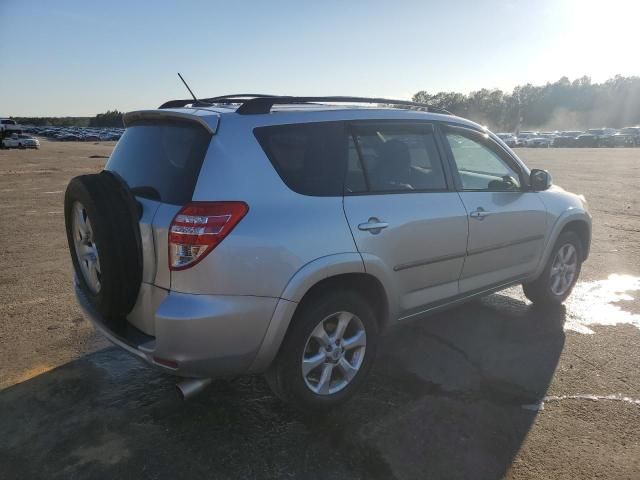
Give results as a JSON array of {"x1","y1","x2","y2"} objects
[{"x1": 64, "y1": 171, "x2": 143, "y2": 326}]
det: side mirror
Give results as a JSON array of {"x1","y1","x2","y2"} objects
[{"x1": 530, "y1": 169, "x2": 552, "y2": 191}]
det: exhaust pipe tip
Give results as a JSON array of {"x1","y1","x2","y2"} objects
[{"x1": 176, "y1": 378, "x2": 212, "y2": 401}]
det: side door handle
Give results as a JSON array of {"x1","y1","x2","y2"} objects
[
  {"x1": 469, "y1": 207, "x2": 490, "y2": 220},
  {"x1": 358, "y1": 217, "x2": 389, "y2": 234}
]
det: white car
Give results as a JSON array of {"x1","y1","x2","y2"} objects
[
  {"x1": 2, "y1": 133, "x2": 40, "y2": 149},
  {"x1": 0, "y1": 118, "x2": 22, "y2": 135},
  {"x1": 527, "y1": 133, "x2": 556, "y2": 148},
  {"x1": 496, "y1": 133, "x2": 518, "y2": 147},
  {"x1": 516, "y1": 131, "x2": 538, "y2": 146}
]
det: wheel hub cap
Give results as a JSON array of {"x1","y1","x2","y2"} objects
[{"x1": 328, "y1": 345, "x2": 343, "y2": 362}]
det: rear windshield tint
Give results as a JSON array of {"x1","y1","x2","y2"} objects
[
  {"x1": 106, "y1": 120, "x2": 211, "y2": 205},
  {"x1": 254, "y1": 122, "x2": 347, "y2": 196}
]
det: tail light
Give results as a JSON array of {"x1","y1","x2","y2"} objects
[{"x1": 169, "y1": 202, "x2": 248, "y2": 271}]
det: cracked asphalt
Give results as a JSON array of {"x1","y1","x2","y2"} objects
[{"x1": 0, "y1": 141, "x2": 639, "y2": 479}]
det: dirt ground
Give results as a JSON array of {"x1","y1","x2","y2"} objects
[{"x1": 0, "y1": 140, "x2": 639, "y2": 479}]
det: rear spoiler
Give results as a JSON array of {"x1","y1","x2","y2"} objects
[{"x1": 123, "y1": 110, "x2": 218, "y2": 134}]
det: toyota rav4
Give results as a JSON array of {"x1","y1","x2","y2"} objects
[{"x1": 65, "y1": 95, "x2": 591, "y2": 411}]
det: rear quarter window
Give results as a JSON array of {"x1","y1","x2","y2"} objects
[
  {"x1": 106, "y1": 120, "x2": 211, "y2": 205},
  {"x1": 253, "y1": 122, "x2": 347, "y2": 196}
]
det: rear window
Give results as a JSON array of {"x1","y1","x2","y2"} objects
[
  {"x1": 106, "y1": 120, "x2": 211, "y2": 205},
  {"x1": 253, "y1": 122, "x2": 347, "y2": 196}
]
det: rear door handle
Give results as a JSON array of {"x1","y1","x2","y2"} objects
[
  {"x1": 358, "y1": 218, "x2": 389, "y2": 234},
  {"x1": 469, "y1": 208, "x2": 490, "y2": 220}
]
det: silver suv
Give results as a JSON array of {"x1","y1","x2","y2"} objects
[{"x1": 65, "y1": 95, "x2": 591, "y2": 411}]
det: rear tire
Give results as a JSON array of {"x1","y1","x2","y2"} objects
[
  {"x1": 265, "y1": 291, "x2": 378, "y2": 412},
  {"x1": 523, "y1": 231, "x2": 583, "y2": 306},
  {"x1": 64, "y1": 171, "x2": 143, "y2": 327}
]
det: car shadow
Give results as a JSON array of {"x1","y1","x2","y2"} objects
[{"x1": 0, "y1": 292, "x2": 565, "y2": 480}]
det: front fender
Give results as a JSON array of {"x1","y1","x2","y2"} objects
[{"x1": 533, "y1": 208, "x2": 592, "y2": 278}]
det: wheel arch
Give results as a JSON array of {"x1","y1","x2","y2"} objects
[
  {"x1": 294, "y1": 272, "x2": 390, "y2": 331},
  {"x1": 534, "y1": 210, "x2": 591, "y2": 279},
  {"x1": 560, "y1": 219, "x2": 591, "y2": 261},
  {"x1": 248, "y1": 254, "x2": 392, "y2": 373}
]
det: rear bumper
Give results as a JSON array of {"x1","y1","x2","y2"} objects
[{"x1": 75, "y1": 282, "x2": 279, "y2": 378}]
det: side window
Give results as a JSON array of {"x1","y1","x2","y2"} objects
[
  {"x1": 254, "y1": 122, "x2": 348, "y2": 196},
  {"x1": 445, "y1": 131, "x2": 521, "y2": 191},
  {"x1": 351, "y1": 125, "x2": 447, "y2": 193}
]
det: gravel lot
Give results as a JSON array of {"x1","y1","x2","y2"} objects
[{"x1": 0, "y1": 140, "x2": 639, "y2": 479}]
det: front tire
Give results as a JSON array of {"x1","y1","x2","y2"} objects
[
  {"x1": 265, "y1": 291, "x2": 378, "y2": 412},
  {"x1": 523, "y1": 231, "x2": 583, "y2": 306}
]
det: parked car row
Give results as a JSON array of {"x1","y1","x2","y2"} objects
[
  {"x1": 23, "y1": 125, "x2": 124, "y2": 142},
  {"x1": 497, "y1": 126, "x2": 640, "y2": 148}
]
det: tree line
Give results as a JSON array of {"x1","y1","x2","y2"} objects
[
  {"x1": 412, "y1": 75, "x2": 640, "y2": 132},
  {"x1": 11, "y1": 116, "x2": 91, "y2": 127},
  {"x1": 88, "y1": 110, "x2": 124, "y2": 127}
]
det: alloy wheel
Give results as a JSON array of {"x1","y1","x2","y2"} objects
[
  {"x1": 550, "y1": 243, "x2": 577, "y2": 296},
  {"x1": 301, "y1": 311, "x2": 367, "y2": 395}
]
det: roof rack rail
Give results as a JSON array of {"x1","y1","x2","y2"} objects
[
  {"x1": 235, "y1": 96, "x2": 452, "y2": 115},
  {"x1": 159, "y1": 95, "x2": 452, "y2": 115},
  {"x1": 159, "y1": 94, "x2": 277, "y2": 109}
]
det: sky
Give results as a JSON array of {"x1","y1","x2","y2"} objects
[{"x1": 1, "y1": 0, "x2": 638, "y2": 117}]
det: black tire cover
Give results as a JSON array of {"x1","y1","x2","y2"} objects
[{"x1": 64, "y1": 171, "x2": 143, "y2": 326}]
